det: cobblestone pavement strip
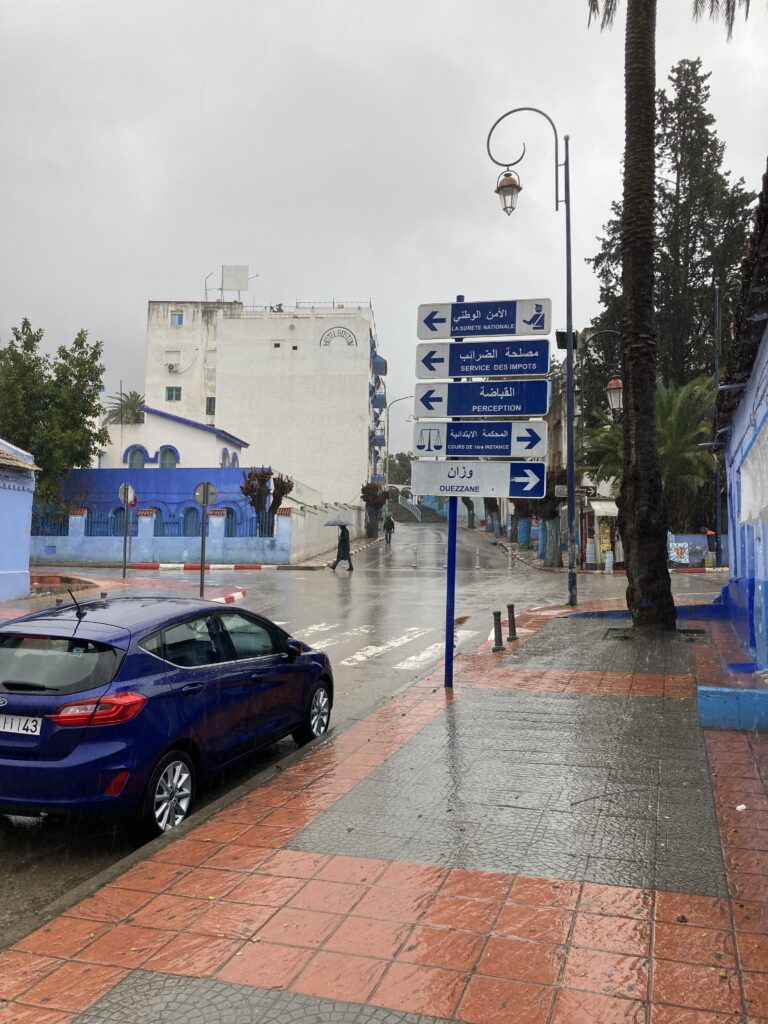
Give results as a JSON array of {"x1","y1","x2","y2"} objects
[{"x1": 1, "y1": 602, "x2": 766, "y2": 1023}]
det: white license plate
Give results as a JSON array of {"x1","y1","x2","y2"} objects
[{"x1": 0, "y1": 714, "x2": 42, "y2": 736}]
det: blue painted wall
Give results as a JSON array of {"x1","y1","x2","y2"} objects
[
  {"x1": 60, "y1": 466, "x2": 260, "y2": 527},
  {"x1": 723, "y1": 320, "x2": 768, "y2": 669},
  {"x1": 0, "y1": 443, "x2": 36, "y2": 599}
]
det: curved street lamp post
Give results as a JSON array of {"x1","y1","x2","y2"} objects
[
  {"x1": 384, "y1": 395, "x2": 414, "y2": 510},
  {"x1": 488, "y1": 108, "x2": 577, "y2": 605}
]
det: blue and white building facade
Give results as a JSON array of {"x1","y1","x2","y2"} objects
[
  {"x1": 719, "y1": 169, "x2": 768, "y2": 670},
  {"x1": 0, "y1": 439, "x2": 37, "y2": 599}
]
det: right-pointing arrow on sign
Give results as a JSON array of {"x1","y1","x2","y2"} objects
[
  {"x1": 511, "y1": 468, "x2": 541, "y2": 492},
  {"x1": 516, "y1": 427, "x2": 541, "y2": 450}
]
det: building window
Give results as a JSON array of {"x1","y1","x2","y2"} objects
[
  {"x1": 224, "y1": 508, "x2": 237, "y2": 537},
  {"x1": 159, "y1": 447, "x2": 177, "y2": 469},
  {"x1": 220, "y1": 448, "x2": 229, "y2": 468},
  {"x1": 292, "y1": 345, "x2": 298, "y2": 351},
  {"x1": 128, "y1": 448, "x2": 145, "y2": 469},
  {"x1": 170, "y1": 311, "x2": 184, "y2": 327},
  {"x1": 166, "y1": 387, "x2": 181, "y2": 402},
  {"x1": 230, "y1": 452, "x2": 239, "y2": 468},
  {"x1": 182, "y1": 506, "x2": 200, "y2": 537},
  {"x1": 206, "y1": 396, "x2": 216, "y2": 416},
  {"x1": 273, "y1": 342, "x2": 281, "y2": 349}
]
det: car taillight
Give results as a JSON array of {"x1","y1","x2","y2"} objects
[{"x1": 47, "y1": 692, "x2": 147, "y2": 727}]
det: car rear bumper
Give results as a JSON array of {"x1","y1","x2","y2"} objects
[{"x1": 0, "y1": 739, "x2": 150, "y2": 819}]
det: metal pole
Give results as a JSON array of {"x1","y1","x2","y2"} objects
[
  {"x1": 200, "y1": 487, "x2": 208, "y2": 599},
  {"x1": 564, "y1": 135, "x2": 577, "y2": 607},
  {"x1": 492, "y1": 610, "x2": 504, "y2": 652},
  {"x1": 714, "y1": 286, "x2": 723, "y2": 568},
  {"x1": 506, "y1": 603, "x2": 517, "y2": 641},
  {"x1": 121, "y1": 494, "x2": 129, "y2": 579},
  {"x1": 444, "y1": 293, "x2": 463, "y2": 689}
]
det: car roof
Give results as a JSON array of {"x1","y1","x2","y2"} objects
[{"x1": 0, "y1": 596, "x2": 230, "y2": 643}]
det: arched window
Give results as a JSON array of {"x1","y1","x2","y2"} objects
[
  {"x1": 224, "y1": 508, "x2": 237, "y2": 537},
  {"x1": 153, "y1": 509, "x2": 165, "y2": 537},
  {"x1": 159, "y1": 447, "x2": 177, "y2": 469},
  {"x1": 128, "y1": 448, "x2": 145, "y2": 469},
  {"x1": 220, "y1": 448, "x2": 229, "y2": 468},
  {"x1": 111, "y1": 507, "x2": 125, "y2": 536},
  {"x1": 182, "y1": 506, "x2": 200, "y2": 537},
  {"x1": 230, "y1": 452, "x2": 239, "y2": 468}
]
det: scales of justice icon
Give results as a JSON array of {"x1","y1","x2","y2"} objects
[{"x1": 416, "y1": 427, "x2": 444, "y2": 453}]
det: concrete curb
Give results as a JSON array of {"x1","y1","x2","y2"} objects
[
  {"x1": 502, "y1": 543, "x2": 729, "y2": 575},
  {"x1": 212, "y1": 588, "x2": 247, "y2": 604}
]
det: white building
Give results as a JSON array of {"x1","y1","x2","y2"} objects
[
  {"x1": 98, "y1": 405, "x2": 249, "y2": 471},
  {"x1": 141, "y1": 299, "x2": 387, "y2": 502}
]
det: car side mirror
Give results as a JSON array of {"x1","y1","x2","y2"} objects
[{"x1": 285, "y1": 639, "x2": 302, "y2": 662}]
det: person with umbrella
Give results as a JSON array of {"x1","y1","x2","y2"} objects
[{"x1": 325, "y1": 518, "x2": 353, "y2": 572}]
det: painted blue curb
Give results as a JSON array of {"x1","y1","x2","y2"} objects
[{"x1": 698, "y1": 685, "x2": 768, "y2": 731}]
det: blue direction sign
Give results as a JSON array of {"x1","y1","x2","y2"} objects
[
  {"x1": 414, "y1": 380, "x2": 550, "y2": 418},
  {"x1": 411, "y1": 460, "x2": 546, "y2": 499},
  {"x1": 413, "y1": 420, "x2": 548, "y2": 459},
  {"x1": 417, "y1": 299, "x2": 551, "y2": 340},
  {"x1": 416, "y1": 340, "x2": 549, "y2": 380}
]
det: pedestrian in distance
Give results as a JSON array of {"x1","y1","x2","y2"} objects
[
  {"x1": 383, "y1": 514, "x2": 395, "y2": 545},
  {"x1": 329, "y1": 524, "x2": 353, "y2": 571}
]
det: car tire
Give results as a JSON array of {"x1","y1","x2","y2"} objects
[
  {"x1": 138, "y1": 750, "x2": 195, "y2": 838},
  {"x1": 292, "y1": 681, "x2": 331, "y2": 745}
]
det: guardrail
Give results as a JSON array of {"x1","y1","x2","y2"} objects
[{"x1": 398, "y1": 494, "x2": 422, "y2": 522}]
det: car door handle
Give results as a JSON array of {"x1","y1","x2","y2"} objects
[
  {"x1": 181, "y1": 682, "x2": 205, "y2": 695},
  {"x1": 250, "y1": 671, "x2": 268, "y2": 681}
]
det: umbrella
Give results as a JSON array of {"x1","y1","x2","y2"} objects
[{"x1": 324, "y1": 517, "x2": 352, "y2": 527}]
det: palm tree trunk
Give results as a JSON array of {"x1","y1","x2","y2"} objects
[{"x1": 619, "y1": 0, "x2": 676, "y2": 628}]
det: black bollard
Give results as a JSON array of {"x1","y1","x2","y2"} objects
[
  {"x1": 506, "y1": 603, "x2": 518, "y2": 642},
  {"x1": 492, "y1": 610, "x2": 504, "y2": 652}
]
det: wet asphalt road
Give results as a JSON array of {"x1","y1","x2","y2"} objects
[{"x1": 0, "y1": 524, "x2": 723, "y2": 934}]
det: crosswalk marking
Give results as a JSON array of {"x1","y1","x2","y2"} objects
[
  {"x1": 393, "y1": 629, "x2": 480, "y2": 670},
  {"x1": 301, "y1": 622, "x2": 341, "y2": 636},
  {"x1": 312, "y1": 625, "x2": 375, "y2": 651},
  {"x1": 340, "y1": 627, "x2": 433, "y2": 666}
]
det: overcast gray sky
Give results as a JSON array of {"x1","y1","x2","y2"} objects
[{"x1": 2, "y1": 0, "x2": 766, "y2": 455}]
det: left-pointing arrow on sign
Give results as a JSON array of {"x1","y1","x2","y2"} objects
[
  {"x1": 511, "y1": 468, "x2": 541, "y2": 492},
  {"x1": 419, "y1": 389, "x2": 444, "y2": 411},
  {"x1": 423, "y1": 310, "x2": 447, "y2": 333},
  {"x1": 421, "y1": 350, "x2": 445, "y2": 373}
]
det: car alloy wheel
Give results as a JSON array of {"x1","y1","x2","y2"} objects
[
  {"x1": 309, "y1": 685, "x2": 331, "y2": 737},
  {"x1": 153, "y1": 757, "x2": 193, "y2": 832}
]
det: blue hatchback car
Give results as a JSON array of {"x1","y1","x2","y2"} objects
[{"x1": 0, "y1": 597, "x2": 333, "y2": 835}]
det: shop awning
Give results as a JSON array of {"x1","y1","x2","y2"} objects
[{"x1": 589, "y1": 499, "x2": 619, "y2": 517}]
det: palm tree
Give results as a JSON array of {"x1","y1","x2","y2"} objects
[
  {"x1": 583, "y1": 377, "x2": 716, "y2": 531},
  {"x1": 587, "y1": 0, "x2": 753, "y2": 628},
  {"x1": 103, "y1": 390, "x2": 144, "y2": 425}
]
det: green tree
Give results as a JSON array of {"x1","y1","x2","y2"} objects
[
  {"x1": 0, "y1": 319, "x2": 109, "y2": 506},
  {"x1": 384, "y1": 452, "x2": 413, "y2": 486},
  {"x1": 587, "y1": 0, "x2": 754, "y2": 629},
  {"x1": 587, "y1": 58, "x2": 754, "y2": 393},
  {"x1": 582, "y1": 377, "x2": 716, "y2": 531},
  {"x1": 103, "y1": 390, "x2": 145, "y2": 425}
]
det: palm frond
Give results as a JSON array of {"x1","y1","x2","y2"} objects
[{"x1": 691, "y1": 0, "x2": 752, "y2": 39}]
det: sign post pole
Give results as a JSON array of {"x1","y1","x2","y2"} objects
[
  {"x1": 121, "y1": 493, "x2": 129, "y2": 579},
  {"x1": 444, "y1": 292, "x2": 466, "y2": 690},
  {"x1": 193, "y1": 481, "x2": 218, "y2": 600},
  {"x1": 118, "y1": 483, "x2": 135, "y2": 580},
  {"x1": 200, "y1": 491, "x2": 208, "y2": 599}
]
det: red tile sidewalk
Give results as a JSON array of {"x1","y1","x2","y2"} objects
[{"x1": 1, "y1": 601, "x2": 766, "y2": 1023}]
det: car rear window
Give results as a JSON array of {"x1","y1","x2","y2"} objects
[{"x1": 0, "y1": 635, "x2": 123, "y2": 695}]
